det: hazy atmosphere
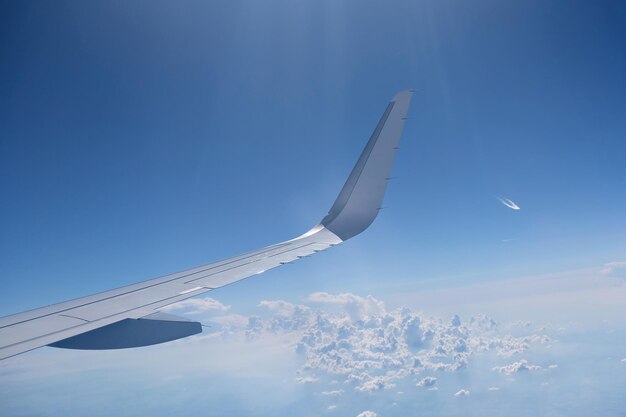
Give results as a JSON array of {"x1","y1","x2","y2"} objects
[{"x1": 1, "y1": 1, "x2": 625, "y2": 416}]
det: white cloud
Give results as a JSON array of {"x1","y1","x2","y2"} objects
[
  {"x1": 238, "y1": 293, "x2": 552, "y2": 392},
  {"x1": 295, "y1": 375, "x2": 318, "y2": 384},
  {"x1": 160, "y1": 292, "x2": 552, "y2": 395},
  {"x1": 210, "y1": 314, "x2": 250, "y2": 328},
  {"x1": 488, "y1": 386, "x2": 500, "y2": 391},
  {"x1": 305, "y1": 292, "x2": 385, "y2": 320},
  {"x1": 327, "y1": 405, "x2": 337, "y2": 411},
  {"x1": 468, "y1": 314, "x2": 498, "y2": 332},
  {"x1": 548, "y1": 364, "x2": 558, "y2": 369},
  {"x1": 258, "y1": 300, "x2": 307, "y2": 317},
  {"x1": 601, "y1": 261, "x2": 626, "y2": 277},
  {"x1": 356, "y1": 411, "x2": 377, "y2": 417},
  {"x1": 321, "y1": 390, "x2": 344, "y2": 397},
  {"x1": 353, "y1": 375, "x2": 396, "y2": 392},
  {"x1": 493, "y1": 360, "x2": 542, "y2": 375},
  {"x1": 253, "y1": 300, "x2": 314, "y2": 334},
  {"x1": 161, "y1": 297, "x2": 230, "y2": 314},
  {"x1": 416, "y1": 376, "x2": 437, "y2": 388},
  {"x1": 454, "y1": 389, "x2": 470, "y2": 397}
]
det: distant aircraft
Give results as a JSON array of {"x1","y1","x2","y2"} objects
[
  {"x1": 0, "y1": 90, "x2": 413, "y2": 360},
  {"x1": 497, "y1": 196, "x2": 520, "y2": 210}
]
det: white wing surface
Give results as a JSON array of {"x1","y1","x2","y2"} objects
[{"x1": 0, "y1": 90, "x2": 413, "y2": 360}]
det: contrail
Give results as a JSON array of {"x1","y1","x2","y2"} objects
[{"x1": 497, "y1": 196, "x2": 520, "y2": 210}]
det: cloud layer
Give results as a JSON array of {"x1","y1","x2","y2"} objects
[
  {"x1": 169, "y1": 293, "x2": 554, "y2": 393},
  {"x1": 492, "y1": 360, "x2": 542, "y2": 375}
]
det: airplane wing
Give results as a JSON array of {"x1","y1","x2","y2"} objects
[{"x1": 0, "y1": 90, "x2": 413, "y2": 360}]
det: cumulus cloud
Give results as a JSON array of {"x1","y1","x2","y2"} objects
[
  {"x1": 161, "y1": 297, "x2": 230, "y2": 314},
  {"x1": 416, "y1": 376, "x2": 437, "y2": 388},
  {"x1": 468, "y1": 314, "x2": 498, "y2": 332},
  {"x1": 295, "y1": 375, "x2": 318, "y2": 384},
  {"x1": 305, "y1": 292, "x2": 386, "y2": 320},
  {"x1": 492, "y1": 360, "x2": 542, "y2": 375},
  {"x1": 454, "y1": 389, "x2": 470, "y2": 397},
  {"x1": 356, "y1": 411, "x2": 377, "y2": 417},
  {"x1": 488, "y1": 386, "x2": 500, "y2": 391},
  {"x1": 250, "y1": 300, "x2": 314, "y2": 334},
  {"x1": 353, "y1": 376, "x2": 396, "y2": 392},
  {"x1": 327, "y1": 405, "x2": 337, "y2": 411},
  {"x1": 192, "y1": 292, "x2": 551, "y2": 393},
  {"x1": 257, "y1": 294, "x2": 548, "y2": 391},
  {"x1": 259, "y1": 300, "x2": 308, "y2": 317},
  {"x1": 321, "y1": 390, "x2": 344, "y2": 397},
  {"x1": 293, "y1": 307, "x2": 475, "y2": 391}
]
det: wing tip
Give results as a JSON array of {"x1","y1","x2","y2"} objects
[
  {"x1": 392, "y1": 88, "x2": 415, "y2": 103},
  {"x1": 320, "y1": 89, "x2": 413, "y2": 240}
]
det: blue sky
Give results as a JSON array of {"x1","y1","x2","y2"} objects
[{"x1": 1, "y1": 1, "x2": 626, "y2": 416}]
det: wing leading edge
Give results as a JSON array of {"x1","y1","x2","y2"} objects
[{"x1": 0, "y1": 90, "x2": 413, "y2": 360}]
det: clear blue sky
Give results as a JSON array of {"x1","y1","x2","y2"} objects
[
  {"x1": 1, "y1": 2, "x2": 626, "y2": 417},
  {"x1": 2, "y1": 0, "x2": 626, "y2": 314}
]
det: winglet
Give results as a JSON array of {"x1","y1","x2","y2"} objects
[{"x1": 320, "y1": 89, "x2": 413, "y2": 240}]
